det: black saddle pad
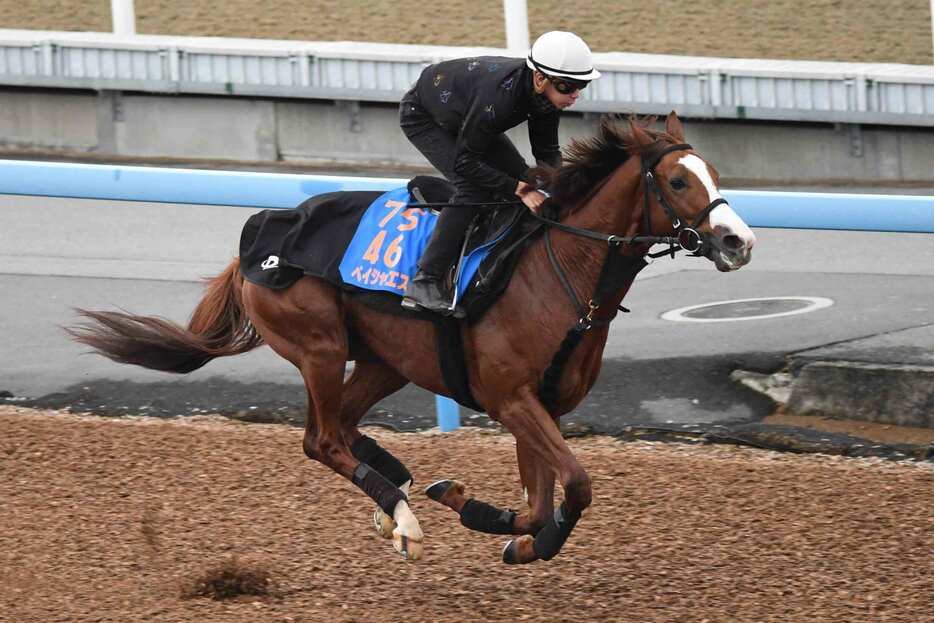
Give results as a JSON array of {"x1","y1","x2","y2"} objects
[
  {"x1": 239, "y1": 189, "x2": 382, "y2": 289},
  {"x1": 238, "y1": 176, "x2": 543, "y2": 323}
]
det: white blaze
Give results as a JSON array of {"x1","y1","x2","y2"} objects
[{"x1": 678, "y1": 154, "x2": 756, "y2": 246}]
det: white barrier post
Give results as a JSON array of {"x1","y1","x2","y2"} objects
[
  {"x1": 111, "y1": 0, "x2": 136, "y2": 36},
  {"x1": 503, "y1": 0, "x2": 529, "y2": 53}
]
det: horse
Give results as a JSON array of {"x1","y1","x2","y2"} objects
[{"x1": 69, "y1": 112, "x2": 756, "y2": 565}]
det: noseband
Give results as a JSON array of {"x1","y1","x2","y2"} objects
[{"x1": 640, "y1": 142, "x2": 728, "y2": 255}]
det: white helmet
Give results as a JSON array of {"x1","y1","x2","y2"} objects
[{"x1": 526, "y1": 31, "x2": 601, "y2": 81}]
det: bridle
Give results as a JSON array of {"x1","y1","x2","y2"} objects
[
  {"x1": 410, "y1": 143, "x2": 733, "y2": 408},
  {"x1": 412, "y1": 141, "x2": 732, "y2": 320},
  {"x1": 526, "y1": 141, "x2": 728, "y2": 258},
  {"x1": 639, "y1": 142, "x2": 729, "y2": 256},
  {"x1": 535, "y1": 141, "x2": 731, "y2": 408}
]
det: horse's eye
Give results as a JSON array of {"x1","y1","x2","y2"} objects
[{"x1": 670, "y1": 178, "x2": 687, "y2": 191}]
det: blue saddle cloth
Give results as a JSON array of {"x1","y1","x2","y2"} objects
[{"x1": 338, "y1": 187, "x2": 513, "y2": 297}]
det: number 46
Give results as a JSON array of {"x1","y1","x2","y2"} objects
[
  {"x1": 363, "y1": 200, "x2": 420, "y2": 267},
  {"x1": 363, "y1": 230, "x2": 404, "y2": 267}
]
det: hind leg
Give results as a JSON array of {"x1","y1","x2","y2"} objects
[
  {"x1": 243, "y1": 279, "x2": 423, "y2": 560},
  {"x1": 340, "y1": 357, "x2": 413, "y2": 541}
]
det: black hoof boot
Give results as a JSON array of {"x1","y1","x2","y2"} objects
[{"x1": 530, "y1": 502, "x2": 580, "y2": 561}]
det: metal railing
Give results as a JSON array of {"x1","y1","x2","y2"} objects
[{"x1": 3, "y1": 29, "x2": 934, "y2": 127}]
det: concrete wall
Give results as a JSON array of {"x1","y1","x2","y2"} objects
[
  {"x1": 0, "y1": 90, "x2": 98, "y2": 151},
  {"x1": 2, "y1": 87, "x2": 934, "y2": 184},
  {"x1": 112, "y1": 95, "x2": 278, "y2": 161}
]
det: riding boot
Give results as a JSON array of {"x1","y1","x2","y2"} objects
[
  {"x1": 401, "y1": 269, "x2": 452, "y2": 313},
  {"x1": 401, "y1": 206, "x2": 473, "y2": 314}
]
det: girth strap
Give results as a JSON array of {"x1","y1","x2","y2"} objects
[{"x1": 434, "y1": 315, "x2": 483, "y2": 412}]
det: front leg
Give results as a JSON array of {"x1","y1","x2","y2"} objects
[
  {"x1": 513, "y1": 437, "x2": 556, "y2": 535},
  {"x1": 496, "y1": 388, "x2": 592, "y2": 564},
  {"x1": 424, "y1": 437, "x2": 556, "y2": 537},
  {"x1": 424, "y1": 479, "x2": 519, "y2": 535}
]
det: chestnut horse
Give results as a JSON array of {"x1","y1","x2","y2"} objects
[{"x1": 70, "y1": 113, "x2": 755, "y2": 565}]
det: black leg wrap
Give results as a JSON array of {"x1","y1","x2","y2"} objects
[
  {"x1": 532, "y1": 502, "x2": 580, "y2": 561},
  {"x1": 352, "y1": 463, "x2": 407, "y2": 515},
  {"x1": 350, "y1": 435, "x2": 413, "y2": 487},
  {"x1": 459, "y1": 499, "x2": 517, "y2": 535}
]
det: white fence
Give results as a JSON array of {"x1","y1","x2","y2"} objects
[{"x1": 2, "y1": 29, "x2": 934, "y2": 126}]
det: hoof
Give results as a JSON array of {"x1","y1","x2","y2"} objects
[
  {"x1": 373, "y1": 508, "x2": 396, "y2": 539},
  {"x1": 424, "y1": 479, "x2": 465, "y2": 504},
  {"x1": 502, "y1": 535, "x2": 538, "y2": 565},
  {"x1": 393, "y1": 532, "x2": 424, "y2": 561}
]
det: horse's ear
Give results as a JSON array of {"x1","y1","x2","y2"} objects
[
  {"x1": 628, "y1": 120, "x2": 654, "y2": 147},
  {"x1": 665, "y1": 111, "x2": 685, "y2": 142}
]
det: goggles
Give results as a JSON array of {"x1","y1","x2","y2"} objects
[{"x1": 548, "y1": 76, "x2": 589, "y2": 94}]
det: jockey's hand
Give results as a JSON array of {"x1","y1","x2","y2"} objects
[{"x1": 516, "y1": 181, "x2": 546, "y2": 215}]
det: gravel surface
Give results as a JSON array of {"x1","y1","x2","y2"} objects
[{"x1": 2, "y1": 406, "x2": 932, "y2": 622}]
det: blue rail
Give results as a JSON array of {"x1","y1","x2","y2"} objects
[
  {"x1": 726, "y1": 189, "x2": 934, "y2": 233},
  {"x1": 3, "y1": 158, "x2": 933, "y2": 430},
  {"x1": 2, "y1": 159, "x2": 934, "y2": 233},
  {"x1": 0, "y1": 159, "x2": 400, "y2": 209}
]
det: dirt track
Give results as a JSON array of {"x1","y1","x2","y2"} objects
[
  {"x1": 2, "y1": 407, "x2": 932, "y2": 622},
  {"x1": 2, "y1": 1, "x2": 932, "y2": 64},
  {"x1": 3, "y1": 4, "x2": 934, "y2": 621}
]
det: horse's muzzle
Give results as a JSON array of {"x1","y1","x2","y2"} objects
[{"x1": 704, "y1": 230, "x2": 754, "y2": 272}]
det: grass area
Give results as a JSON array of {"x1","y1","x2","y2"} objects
[{"x1": 1, "y1": 0, "x2": 932, "y2": 64}]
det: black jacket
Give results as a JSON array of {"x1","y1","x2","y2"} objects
[{"x1": 410, "y1": 56, "x2": 561, "y2": 197}]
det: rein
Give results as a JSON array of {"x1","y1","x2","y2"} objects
[
  {"x1": 412, "y1": 142, "x2": 727, "y2": 329},
  {"x1": 532, "y1": 141, "x2": 722, "y2": 328},
  {"x1": 533, "y1": 141, "x2": 728, "y2": 410},
  {"x1": 412, "y1": 141, "x2": 730, "y2": 411}
]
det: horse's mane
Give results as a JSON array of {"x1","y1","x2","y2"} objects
[{"x1": 535, "y1": 115, "x2": 679, "y2": 214}]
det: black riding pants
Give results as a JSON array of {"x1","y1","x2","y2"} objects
[{"x1": 399, "y1": 91, "x2": 528, "y2": 276}]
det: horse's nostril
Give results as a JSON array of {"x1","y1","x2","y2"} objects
[{"x1": 721, "y1": 234, "x2": 744, "y2": 252}]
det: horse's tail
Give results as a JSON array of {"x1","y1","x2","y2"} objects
[{"x1": 69, "y1": 258, "x2": 263, "y2": 374}]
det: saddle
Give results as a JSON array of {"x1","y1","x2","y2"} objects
[
  {"x1": 239, "y1": 176, "x2": 544, "y2": 411},
  {"x1": 404, "y1": 176, "x2": 543, "y2": 322},
  {"x1": 239, "y1": 175, "x2": 541, "y2": 321}
]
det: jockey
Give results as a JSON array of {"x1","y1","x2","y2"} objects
[{"x1": 399, "y1": 30, "x2": 601, "y2": 314}]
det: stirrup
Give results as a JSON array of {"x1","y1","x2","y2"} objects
[
  {"x1": 447, "y1": 216, "x2": 480, "y2": 317},
  {"x1": 401, "y1": 295, "x2": 464, "y2": 317},
  {"x1": 400, "y1": 274, "x2": 451, "y2": 313}
]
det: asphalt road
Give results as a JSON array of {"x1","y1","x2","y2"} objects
[{"x1": 2, "y1": 190, "x2": 933, "y2": 433}]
